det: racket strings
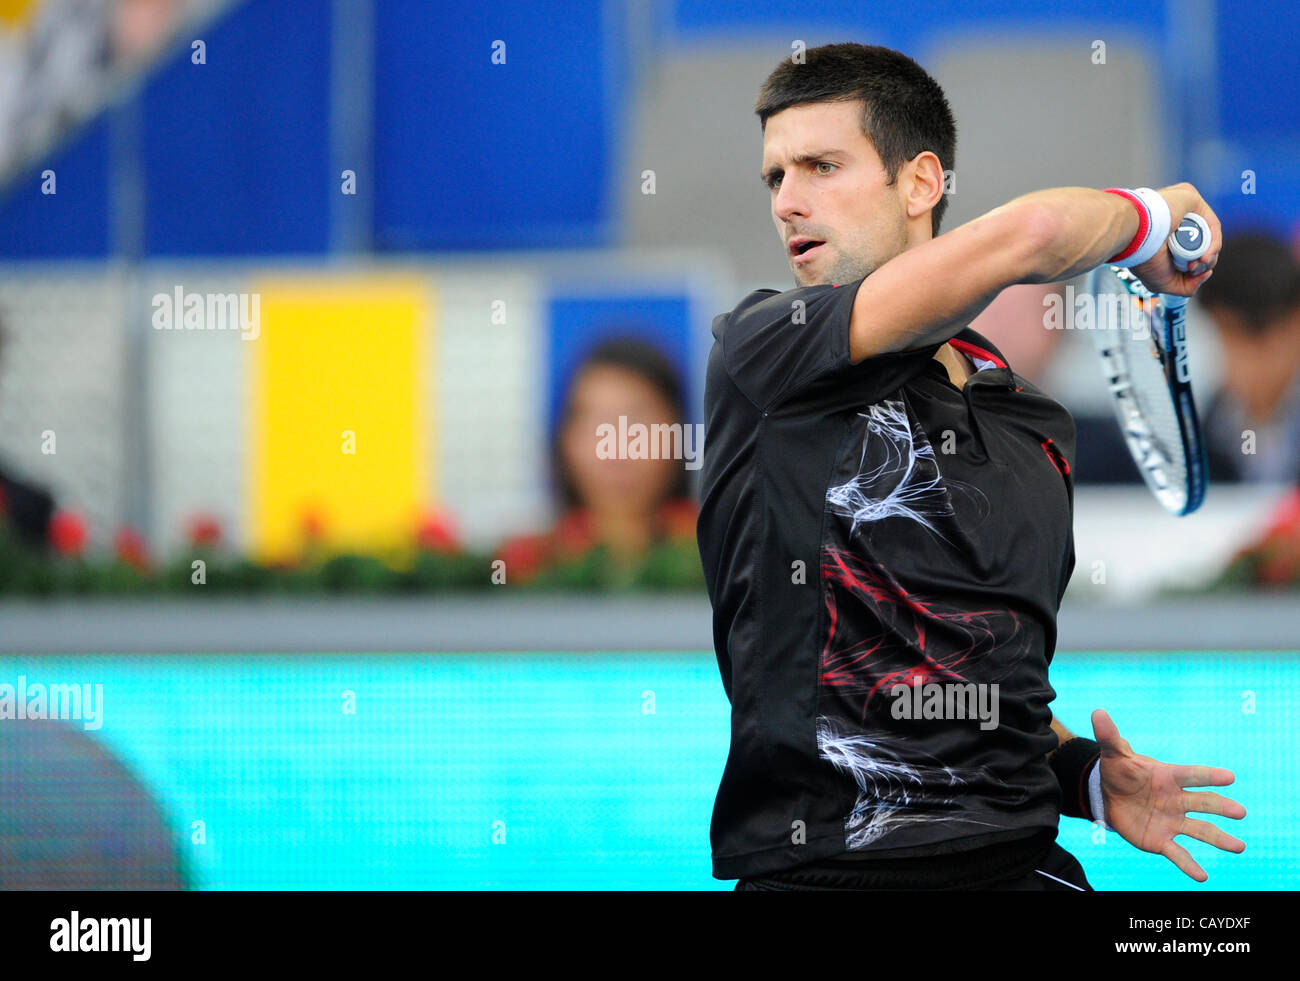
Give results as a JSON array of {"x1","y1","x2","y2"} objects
[{"x1": 1089, "y1": 271, "x2": 1190, "y2": 511}]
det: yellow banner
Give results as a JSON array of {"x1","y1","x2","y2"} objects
[{"x1": 248, "y1": 275, "x2": 433, "y2": 564}]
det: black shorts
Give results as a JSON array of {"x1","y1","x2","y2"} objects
[{"x1": 734, "y1": 831, "x2": 1093, "y2": 891}]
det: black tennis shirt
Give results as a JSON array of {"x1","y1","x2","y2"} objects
[{"x1": 696, "y1": 276, "x2": 1078, "y2": 881}]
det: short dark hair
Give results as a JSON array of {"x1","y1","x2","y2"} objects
[
  {"x1": 755, "y1": 43, "x2": 957, "y2": 237},
  {"x1": 1197, "y1": 231, "x2": 1300, "y2": 334},
  {"x1": 551, "y1": 335, "x2": 691, "y2": 512}
]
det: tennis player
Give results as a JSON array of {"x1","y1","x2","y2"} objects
[{"x1": 696, "y1": 43, "x2": 1246, "y2": 890}]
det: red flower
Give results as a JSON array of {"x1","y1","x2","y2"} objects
[
  {"x1": 417, "y1": 508, "x2": 461, "y2": 553},
  {"x1": 1257, "y1": 543, "x2": 1300, "y2": 587},
  {"x1": 498, "y1": 534, "x2": 549, "y2": 583},
  {"x1": 115, "y1": 526, "x2": 151, "y2": 573},
  {"x1": 553, "y1": 510, "x2": 595, "y2": 557},
  {"x1": 1262, "y1": 487, "x2": 1300, "y2": 539},
  {"x1": 301, "y1": 508, "x2": 326, "y2": 542},
  {"x1": 49, "y1": 510, "x2": 88, "y2": 557},
  {"x1": 1244, "y1": 487, "x2": 1300, "y2": 586},
  {"x1": 186, "y1": 513, "x2": 223, "y2": 548},
  {"x1": 656, "y1": 498, "x2": 699, "y2": 541}
]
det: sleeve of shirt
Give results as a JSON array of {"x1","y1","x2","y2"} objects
[{"x1": 718, "y1": 279, "x2": 942, "y2": 414}]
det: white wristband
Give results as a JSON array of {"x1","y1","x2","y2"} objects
[
  {"x1": 1087, "y1": 759, "x2": 1113, "y2": 830},
  {"x1": 1111, "y1": 187, "x2": 1173, "y2": 267}
]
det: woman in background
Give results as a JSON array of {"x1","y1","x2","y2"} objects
[{"x1": 500, "y1": 336, "x2": 699, "y2": 585}]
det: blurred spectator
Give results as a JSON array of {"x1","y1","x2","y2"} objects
[
  {"x1": 0, "y1": 460, "x2": 54, "y2": 549},
  {"x1": 499, "y1": 336, "x2": 698, "y2": 583},
  {"x1": 1196, "y1": 232, "x2": 1300, "y2": 484}
]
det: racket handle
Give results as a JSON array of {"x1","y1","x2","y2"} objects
[{"x1": 1168, "y1": 213, "x2": 1211, "y2": 272}]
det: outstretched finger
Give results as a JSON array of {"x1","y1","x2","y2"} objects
[
  {"x1": 1161, "y1": 840, "x2": 1208, "y2": 882},
  {"x1": 1178, "y1": 817, "x2": 1246, "y2": 854},
  {"x1": 1170, "y1": 764, "x2": 1237, "y2": 788},
  {"x1": 1091, "y1": 708, "x2": 1132, "y2": 755},
  {"x1": 1180, "y1": 790, "x2": 1247, "y2": 820}
]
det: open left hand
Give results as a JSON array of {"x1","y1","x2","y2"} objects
[{"x1": 1091, "y1": 708, "x2": 1246, "y2": 881}]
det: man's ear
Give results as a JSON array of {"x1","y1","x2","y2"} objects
[{"x1": 903, "y1": 151, "x2": 945, "y2": 223}]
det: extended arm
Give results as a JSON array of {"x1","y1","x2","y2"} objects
[{"x1": 848, "y1": 183, "x2": 1219, "y2": 362}]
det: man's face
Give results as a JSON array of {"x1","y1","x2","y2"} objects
[
  {"x1": 1206, "y1": 307, "x2": 1300, "y2": 410},
  {"x1": 761, "y1": 100, "x2": 909, "y2": 287}
]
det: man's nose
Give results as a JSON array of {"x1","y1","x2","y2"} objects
[{"x1": 773, "y1": 173, "x2": 809, "y2": 223}]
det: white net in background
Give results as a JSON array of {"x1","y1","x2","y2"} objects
[{"x1": 1087, "y1": 266, "x2": 1189, "y2": 513}]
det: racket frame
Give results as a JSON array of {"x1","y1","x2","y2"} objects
[{"x1": 1085, "y1": 264, "x2": 1210, "y2": 515}]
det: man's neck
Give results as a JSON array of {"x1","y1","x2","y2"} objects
[
  {"x1": 900, "y1": 227, "x2": 976, "y2": 387},
  {"x1": 933, "y1": 340, "x2": 975, "y2": 388}
]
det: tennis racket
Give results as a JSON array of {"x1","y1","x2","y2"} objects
[{"x1": 1085, "y1": 214, "x2": 1211, "y2": 515}]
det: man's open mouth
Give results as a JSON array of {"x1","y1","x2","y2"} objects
[{"x1": 791, "y1": 239, "x2": 825, "y2": 261}]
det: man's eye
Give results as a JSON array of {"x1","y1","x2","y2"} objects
[
  {"x1": 767, "y1": 174, "x2": 782, "y2": 190},
  {"x1": 815, "y1": 162, "x2": 835, "y2": 175}
]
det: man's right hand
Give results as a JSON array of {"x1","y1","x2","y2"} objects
[{"x1": 1132, "y1": 182, "x2": 1221, "y2": 296}]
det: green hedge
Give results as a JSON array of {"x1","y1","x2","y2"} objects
[{"x1": 0, "y1": 524, "x2": 706, "y2": 595}]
